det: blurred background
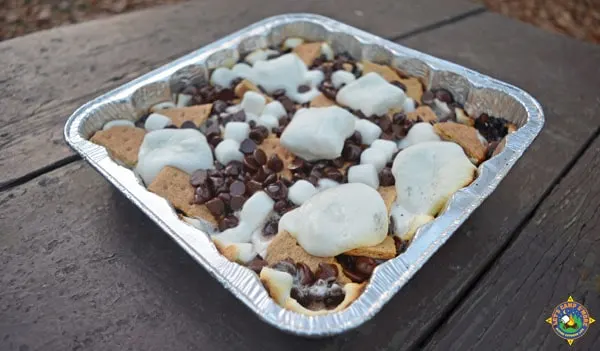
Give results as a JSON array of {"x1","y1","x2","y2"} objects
[{"x1": 1, "y1": 0, "x2": 599, "y2": 43}]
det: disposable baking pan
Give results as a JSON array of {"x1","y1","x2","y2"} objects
[{"x1": 64, "y1": 14, "x2": 544, "y2": 337}]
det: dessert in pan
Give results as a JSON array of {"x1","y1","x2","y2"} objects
[{"x1": 89, "y1": 38, "x2": 517, "y2": 315}]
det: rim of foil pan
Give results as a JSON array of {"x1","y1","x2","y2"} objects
[{"x1": 64, "y1": 13, "x2": 544, "y2": 337}]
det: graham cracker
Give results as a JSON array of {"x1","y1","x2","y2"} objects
[
  {"x1": 344, "y1": 236, "x2": 396, "y2": 259},
  {"x1": 265, "y1": 231, "x2": 351, "y2": 285},
  {"x1": 147, "y1": 166, "x2": 218, "y2": 228},
  {"x1": 310, "y1": 93, "x2": 336, "y2": 108},
  {"x1": 361, "y1": 60, "x2": 401, "y2": 82},
  {"x1": 407, "y1": 105, "x2": 438, "y2": 123},
  {"x1": 434, "y1": 122, "x2": 487, "y2": 164},
  {"x1": 292, "y1": 42, "x2": 322, "y2": 66},
  {"x1": 399, "y1": 77, "x2": 423, "y2": 103},
  {"x1": 90, "y1": 126, "x2": 146, "y2": 167},
  {"x1": 455, "y1": 107, "x2": 475, "y2": 127},
  {"x1": 508, "y1": 123, "x2": 518, "y2": 134},
  {"x1": 234, "y1": 80, "x2": 273, "y2": 102},
  {"x1": 377, "y1": 186, "x2": 397, "y2": 213},
  {"x1": 260, "y1": 136, "x2": 294, "y2": 180},
  {"x1": 158, "y1": 104, "x2": 213, "y2": 127}
]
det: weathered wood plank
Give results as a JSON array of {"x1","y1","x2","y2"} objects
[
  {"x1": 422, "y1": 136, "x2": 600, "y2": 351},
  {"x1": 0, "y1": 0, "x2": 482, "y2": 187}
]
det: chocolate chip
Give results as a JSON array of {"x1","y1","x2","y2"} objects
[
  {"x1": 212, "y1": 100, "x2": 228, "y2": 114},
  {"x1": 225, "y1": 162, "x2": 242, "y2": 177},
  {"x1": 205, "y1": 198, "x2": 225, "y2": 217},
  {"x1": 279, "y1": 96, "x2": 295, "y2": 113},
  {"x1": 265, "y1": 181, "x2": 288, "y2": 200},
  {"x1": 230, "y1": 195, "x2": 245, "y2": 211},
  {"x1": 342, "y1": 144, "x2": 361, "y2": 162},
  {"x1": 218, "y1": 215, "x2": 239, "y2": 231},
  {"x1": 208, "y1": 169, "x2": 222, "y2": 178},
  {"x1": 247, "y1": 257, "x2": 268, "y2": 274},
  {"x1": 272, "y1": 126, "x2": 284, "y2": 138},
  {"x1": 164, "y1": 125, "x2": 178, "y2": 129},
  {"x1": 320, "y1": 85, "x2": 337, "y2": 101},
  {"x1": 248, "y1": 120, "x2": 257, "y2": 128},
  {"x1": 263, "y1": 219, "x2": 279, "y2": 237},
  {"x1": 288, "y1": 158, "x2": 304, "y2": 171},
  {"x1": 295, "y1": 263, "x2": 315, "y2": 286},
  {"x1": 229, "y1": 180, "x2": 246, "y2": 197},
  {"x1": 181, "y1": 85, "x2": 198, "y2": 96},
  {"x1": 324, "y1": 167, "x2": 343, "y2": 182},
  {"x1": 264, "y1": 173, "x2": 278, "y2": 186},
  {"x1": 190, "y1": 170, "x2": 209, "y2": 187},
  {"x1": 435, "y1": 88, "x2": 454, "y2": 103},
  {"x1": 272, "y1": 259, "x2": 297, "y2": 276},
  {"x1": 315, "y1": 263, "x2": 338, "y2": 281},
  {"x1": 216, "y1": 88, "x2": 236, "y2": 101},
  {"x1": 377, "y1": 116, "x2": 392, "y2": 132},
  {"x1": 379, "y1": 168, "x2": 395, "y2": 186},
  {"x1": 252, "y1": 167, "x2": 266, "y2": 182},
  {"x1": 349, "y1": 131, "x2": 362, "y2": 145},
  {"x1": 249, "y1": 129, "x2": 265, "y2": 144},
  {"x1": 231, "y1": 110, "x2": 246, "y2": 122},
  {"x1": 218, "y1": 192, "x2": 231, "y2": 205},
  {"x1": 324, "y1": 287, "x2": 345, "y2": 308},
  {"x1": 355, "y1": 257, "x2": 376, "y2": 277},
  {"x1": 205, "y1": 123, "x2": 221, "y2": 139},
  {"x1": 246, "y1": 180, "x2": 263, "y2": 195},
  {"x1": 194, "y1": 186, "x2": 213, "y2": 205},
  {"x1": 272, "y1": 89, "x2": 286, "y2": 98},
  {"x1": 273, "y1": 200, "x2": 288, "y2": 214},
  {"x1": 209, "y1": 136, "x2": 223, "y2": 148},
  {"x1": 342, "y1": 267, "x2": 367, "y2": 283},
  {"x1": 278, "y1": 116, "x2": 290, "y2": 127},
  {"x1": 239, "y1": 138, "x2": 257, "y2": 154},
  {"x1": 266, "y1": 154, "x2": 283, "y2": 172},
  {"x1": 253, "y1": 149, "x2": 267, "y2": 165},
  {"x1": 180, "y1": 121, "x2": 197, "y2": 129},
  {"x1": 394, "y1": 236, "x2": 408, "y2": 255},
  {"x1": 421, "y1": 91, "x2": 435, "y2": 105},
  {"x1": 390, "y1": 80, "x2": 407, "y2": 91},
  {"x1": 210, "y1": 177, "x2": 228, "y2": 194},
  {"x1": 297, "y1": 84, "x2": 310, "y2": 93},
  {"x1": 331, "y1": 157, "x2": 345, "y2": 168}
]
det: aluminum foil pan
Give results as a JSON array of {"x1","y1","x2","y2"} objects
[{"x1": 64, "y1": 14, "x2": 544, "y2": 337}]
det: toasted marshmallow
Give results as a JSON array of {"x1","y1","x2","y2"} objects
[
  {"x1": 280, "y1": 106, "x2": 356, "y2": 161},
  {"x1": 103, "y1": 119, "x2": 135, "y2": 131},
  {"x1": 136, "y1": 129, "x2": 213, "y2": 184},
  {"x1": 390, "y1": 141, "x2": 476, "y2": 239},
  {"x1": 213, "y1": 191, "x2": 274, "y2": 244},
  {"x1": 279, "y1": 183, "x2": 388, "y2": 257},
  {"x1": 397, "y1": 122, "x2": 441, "y2": 149},
  {"x1": 336, "y1": 72, "x2": 406, "y2": 116}
]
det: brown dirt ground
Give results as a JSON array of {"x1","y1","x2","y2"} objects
[{"x1": 1, "y1": 1, "x2": 599, "y2": 44}]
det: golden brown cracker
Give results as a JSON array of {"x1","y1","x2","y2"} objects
[
  {"x1": 361, "y1": 60, "x2": 402, "y2": 82},
  {"x1": 234, "y1": 80, "x2": 272, "y2": 102},
  {"x1": 147, "y1": 166, "x2": 218, "y2": 227},
  {"x1": 399, "y1": 77, "x2": 423, "y2": 103},
  {"x1": 265, "y1": 231, "x2": 351, "y2": 285},
  {"x1": 378, "y1": 186, "x2": 397, "y2": 213},
  {"x1": 90, "y1": 126, "x2": 146, "y2": 167},
  {"x1": 310, "y1": 93, "x2": 336, "y2": 108},
  {"x1": 260, "y1": 136, "x2": 294, "y2": 180},
  {"x1": 158, "y1": 104, "x2": 213, "y2": 127},
  {"x1": 344, "y1": 236, "x2": 396, "y2": 259},
  {"x1": 293, "y1": 42, "x2": 322, "y2": 66},
  {"x1": 507, "y1": 123, "x2": 518, "y2": 134},
  {"x1": 407, "y1": 106, "x2": 438, "y2": 123},
  {"x1": 455, "y1": 107, "x2": 475, "y2": 127},
  {"x1": 434, "y1": 122, "x2": 487, "y2": 164}
]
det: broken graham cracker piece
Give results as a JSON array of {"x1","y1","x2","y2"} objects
[
  {"x1": 292, "y1": 42, "x2": 322, "y2": 66},
  {"x1": 259, "y1": 136, "x2": 294, "y2": 180},
  {"x1": 407, "y1": 105, "x2": 438, "y2": 123},
  {"x1": 147, "y1": 166, "x2": 218, "y2": 228},
  {"x1": 158, "y1": 104, "x2": 213, "y2": 127},
  {"x1": 360, "y1": 61, "x2": 424, "y2": 101},
  {"x1": 399, "y1": 77, "x2": 423, "y2": 103},
  {"x1": 344, "y1": 236, "x2": 396, "y2": 259},
  {"x1": 434, "y1": 122, "x2": 487, "y2": 164},
  {"x1": 310, "y1": 93, "x2": 336, "y2": 108},
  {"x1": 265, "y1": 231, "x2": 351, "y2": 285},
  {"x1": 234, "y1": 80, "x2": 273, "y2": 102},
  {"x1": 378, "y1": 186, "x2": 397, "y2": 213},
  {"x1": 90, "y1": 126, "x2": 146, "y2": 167}
]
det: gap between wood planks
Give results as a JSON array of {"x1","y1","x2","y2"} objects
[
  {"x1": 0, "y1": 7, "x2": 485, "y2": 193},
  {"x1": 414, "y1": 124, "x2": 600, "y2": 350}
]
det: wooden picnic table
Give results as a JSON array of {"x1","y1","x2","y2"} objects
[{"x1": 1, "y1": 0, "x2": 599, "y2": 350}]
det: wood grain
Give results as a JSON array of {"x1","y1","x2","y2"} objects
[
  {"x1": 0, "y1": 0, "x2": 482, "y2": 187},
  {"x1": 422, "y1": 136, "x2": 600, "y2": 351}
]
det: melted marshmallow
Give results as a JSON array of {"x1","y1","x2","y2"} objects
[
  {"x1": 336, "y1": 72, "x2": 406, "y2": 116},
  {"x1": 209, "y1": 54, "x2": 324, "y2": 103},
  {"x1": 136, "y1": 129, "x2": 213, "y2": 184},
  {"x1": 397, "y1": 122, "x2": 441, "y2": 149},
  {"x1": 390, "y1": 141, "x2": 476, "y2": 240},
  {"x1": 280, "y1": 106, "x2": 357, "y2": 161},
  {"x1": 245, "y1": 49, "x2": 279, "y2": 65},
  {"x1": 279, "y1": 183, "x2": 388, "y2": 257}
]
